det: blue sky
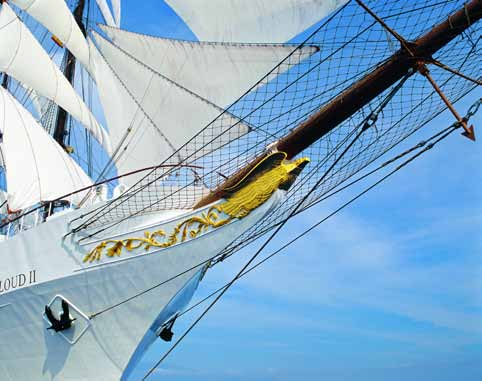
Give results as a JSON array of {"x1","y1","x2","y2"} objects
[
  {"x1": 130, "y1": 93, "x2": 482, "y2": 381},
  {"x1": 114, "y1": 2, "x2": 482, "y2": 381},
  {"x1": 0, "y1": 5, "x2": 479, "y2": 379}
]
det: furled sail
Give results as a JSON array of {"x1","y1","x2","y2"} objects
[
  {"x1": 0, "y1": 87, "x2": 93, "y2": 211},
  {"x1": 8, "y1": 0, "x2": 91, "y2": 69},
  {"x1": 165, "y1": 0, "x2": 348, "y2": 43},
  {"x1": 0, "y1": 3, "x2": 111, "y2": 153},
  {"x1": 96, "y1": 0, "x2": 116, "y2": 27},
  {"x1": 100, "y1": 25, "x2": 318, "y2": 108},
  {"x1": 89, "y1": 34, "x2": 250, "y2": 186}
]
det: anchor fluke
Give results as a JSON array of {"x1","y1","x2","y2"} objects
[
  {"x1": 159, "y1": 316, "x2": 177, "y2": 342},
  {"x1": 45, "y1": 299, "x2": 76, "y2": 332}
]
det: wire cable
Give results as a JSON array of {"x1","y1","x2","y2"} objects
[
  {"x1": 143, "y1": 109, "x2": 467, "y2": 378},
  {"x1": 141, "y1": 104, "x2": 387, "y2": 379},
  {"x1": 178, "y1": 124, "x2": 459, "y2": 320}
]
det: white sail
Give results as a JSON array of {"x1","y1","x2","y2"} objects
[
  {"x1": 0, "y1": 3, "x2": 111, "y2": 153},
  {"x1": 0, "y1": 87, "x2": 93, "y2": 211},
  {"x1": 112, "y1": 0, "x2": 121, "y2": 27},
  {"x1": 100, "y1": 25, "x2": 318, "y2": 108},
  {"x1": 96, "y1": 0, "x2": 116, "y2": 27},
  {"x1": 9, "y1": 0, "x2": 91, "y2": 69},
  {"x1": 165, "y1": 0, "x2": 348, "y2": 43},
  {"x1": 90, "y1": 34, "x2": 250, "y2": 186}
]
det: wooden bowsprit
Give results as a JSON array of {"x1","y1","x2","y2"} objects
[
  {"x1": 357, "y1": 0, "x2": 478, "y2": 141},
  {"x1": 196, "y1": 0, "x2": 482, "y2": 208}
]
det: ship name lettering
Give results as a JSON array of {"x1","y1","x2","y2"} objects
[{"x1": 0, "y1": 270, "x2": 37, "y2": 294}]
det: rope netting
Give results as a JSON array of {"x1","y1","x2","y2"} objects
[{"x1": 74, "y1": 0, "x2": 480, "y2": 253}]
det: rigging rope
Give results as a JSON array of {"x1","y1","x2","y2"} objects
[
  {"x1": 142, "y1": 116, "x2": 467, "y2": 380},
  {"x1": 87, "y1": 79, "x2": 407, "y2": 320},
  {"x1": 178, "y1": 126, "x2": 462, "y2": 320},
  {"x1": 3, "y1": 1, "x2": 479, "y2": 246},
  {"x1": 86, "y1": 97, "x2": 481, "y2": 321},
  {"x1": 70, "y1": 4, "x2": 480, "y2": 248},
  {"x1": 142, "y1": 114, "x2": 372, "y2": 381},
  {"x1": 65, "y1": 5, "x2": 372, "y2": 234}
]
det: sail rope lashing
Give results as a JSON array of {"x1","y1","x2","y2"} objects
[
  {"x1": 71, "y1": 83, "x2": 370, "y2": 243},
  {"x1": 84, "y1": 100, "x2": 479, "y2": 322},
  {"x1": 141, "y1": 100, "x2": 470, "y2": 381},
  {"x1": 68, "y1": 0, "x2": 481, "y2": 239},
  {"x1": 82, "y1": 22, "x2": 328, "y2": 194},
  {"x1": 72, "y1": 51, "x2": 376, "y2": 235}
]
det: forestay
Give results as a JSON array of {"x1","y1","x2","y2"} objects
[
  {"x1": 0, "y1": 3, "x2": 111, "y2": 153},
  {"x1": 165, "y1": 0, "x2": 348, "y2": 43},
  {"x1": 9, "y1": 0, "x2": 91, "y2": 69},
  {"x1": 100, "y1": 25, "x2": 318, "y2": 109},
  {"x1": 0, "y1": 87, "x2": 93, "y2": 212}
]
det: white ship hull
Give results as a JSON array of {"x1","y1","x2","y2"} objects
[{"x1": 0, "y1": 191, "x2": 283, "y2": 381}]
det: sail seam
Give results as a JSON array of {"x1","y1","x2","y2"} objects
[
  {"x1": 1, "y1": 10, "x2": 22, "y2": 75},
  {"x1": 90, "y1": 38, "x2": 180, "y2": 157},
  {"x1": 99, "y1": 23, "x2": 314, "y2": 48},
  {"x1": 93, "y1": 31, "x2": 245, "y2": 118},
  {"x1": 7, "y1": 90, "x2": 43, "y2": 205}
]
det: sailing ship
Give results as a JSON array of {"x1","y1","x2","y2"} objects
[{"x1": 0, "y1": 0, "x2": 480, "y2": 380}]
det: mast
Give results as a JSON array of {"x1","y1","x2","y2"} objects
[
  {"x1": 196, "y1": 0, "x2": 482, "y2": 208},
  {"x1": 53, "y1": 0, "x2": 87, "y2": 148}
]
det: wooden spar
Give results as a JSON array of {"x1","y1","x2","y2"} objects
[
  {"x1": 277, "y1": 0, "x2": 482, "y2": 157},
  {"x1": 53, "y1": 0, "x2": 86, "y2": 149},
  {"x1": 195, "y1": 0, "x2": 482, "y2": 208}
]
